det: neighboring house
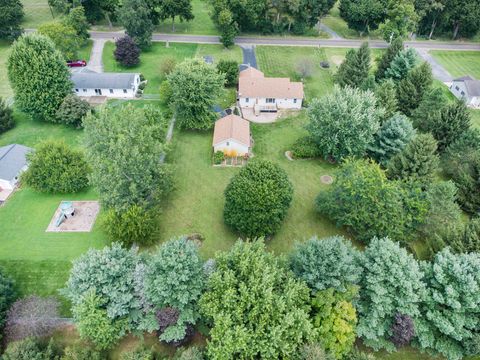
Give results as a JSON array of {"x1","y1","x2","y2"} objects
[
  {"x1": 450, "y1": 76, "x2": 480, "y2": 108},
  {"x1": 238, "y1": 66, "x2": 304, "y2": 115},
  {"x1": 71, "y1": 70, "x2": 141, "y2": 98},
  {"x1": 0, "y1": 144, "x2": 32, "y2": 191},
  {"x1": 213, "y1": 114, "x2": 251, "y2": 156}
]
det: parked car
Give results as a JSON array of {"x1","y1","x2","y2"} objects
[{"x1": 67, "y1": 60, "x2": 87, "y2": 67}]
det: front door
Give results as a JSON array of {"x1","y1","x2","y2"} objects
[{"x1": 95, "y1": 89, "x2": 102, "y2": 95}]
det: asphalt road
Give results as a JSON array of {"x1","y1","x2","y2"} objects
[{"x1": 89, "y1": 31, "x2": 480, "y2": 50}]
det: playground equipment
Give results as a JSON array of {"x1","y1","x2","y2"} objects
[{"x1": 55, "y1": 201, "x2": 75, "y2": 228}]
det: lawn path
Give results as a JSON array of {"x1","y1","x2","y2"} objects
[{"x1": 415, "y1": 49, "x2": 453, "y2": 83}]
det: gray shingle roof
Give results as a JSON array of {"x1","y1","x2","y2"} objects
[
  {"x1": 0, "y1": 144, "x2": 32, "y2": 182},
  {"x1": 453, "y1": 76, "x2": 480, "y2": 96},
  {"x1": 71, "y1": 72, "x2": 138, "y2": 90}
]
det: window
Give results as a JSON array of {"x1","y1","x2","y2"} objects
[
  {"x1": 293, "y1": 99, "x2": 297, "y2": 104},
  {"x1": 123, "y1": 89, "x2": 127, "y2": 94},
  {"x1": 456, "y1": 86, "x2": 460, "y2": 91},
  {"x1": 75, "y1": 89, "x2": 79, "y2": 92},
  {"x1": 461, "y1": 91, "x2": 465, "y2": 96},
  {"x1": 109, "y1": 89, "x2": 114, "y2": 94},
  {"x1": 226, "y1": 142, "x2": 230, "y2": 146},
  {"x1": 245, "y1": 98, "x2": 249, "y2": 103},
  {"x1": 82, "y1": 89, "x2": 87, "y2": 92},
  {"x1": 266, "y1": 98, "x2": 275, "y2": 103}
]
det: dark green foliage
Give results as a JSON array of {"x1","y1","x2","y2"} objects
[
  {"x1": 442, "y1": 128, "x2": 480, "y2": 175},
  {"x1": 2, "y1": 338, "x2": 61, "y2": 360},
  {"x1": 62, "y1": 344, "x2": 103, "y2": 360},
  {"x1": 289, "y1": 236, "x2": 361, "y2": 292},
  {"x1": 0, "y1": 0, "x2": 23, "y2": 41},
  {"x1": 156, "y1": 0, "x2": 194, "y2": 32},
  {"x1": 376, "y1": 37, "x2": 403, "y2": 80},
  {"x1": 63, "y1": 6, "x2": 90, "y2": 44},
  {"x1": 118, "y1": 0, "x2": 153, "y2": 49},
  {"x1": 450, "y1": 153, "x2": 480, "y2": 214},
  {"x1": 374, "y1": 79, "x2": 398, "y2": 121},
  {"x1": 114, "y1": 36, "x2": 141, "y2": 67},
  {"x1": 396, "y1": 62, "x2": 433, "y2": 116},
  {"x1": 387, "y1": 133, "x2": 439, "y2": 183},
  {"x1": 223, "y1": 160, "x2": 293, "y2": 238},
  {"x1": 0, "y1": 269, "x2": 16, "y2": 342},
  {"x1": 441, "y1": 218, "x2": 480, "y2": 254},
  {"x1": 213, "y1": 151, "x2": 224, "y2": 165},
  {"x1": 55, "y1": 94, "x2": 91, "y2": 128},
  {"x1": 200, "y1": 240, "x2": 313, "y2": 359},
  {"x1": 102, "y1": 205, "x2": 157, "y2": 246},
  {"x1": 0, "y1": 97, "x2": 15, "y2": 134},
  {"x1": 23, "y1": 140, "x2": 90, "y2": 193},
  {"x1": 339, "y1": 0, "x2": 388, "y2": 34},
  {"x1": 345, "y1": 349, "x2": 377, "y2": 360},
  {"x1": 216, "y1": 59, "x2": 239, "y2": 87},
  {"x1": 291, "y1": 136, "x2": 322, "y2": 159},
  {"x1": 159, "y1": 80, "x2": 173, "y2": 107},
  {"x1": 217, "y1": 8, "x2": 238, "y2": 48},
  {"x1": 368, "y1": 113, "x2": 415, "y2": 166},
  {"x1": 335, "y1": 42, "x2": 371, "y2": 88},
  {"x1": 411, "y1": 87, "x2": 447, "y2": 131},
  {"x1": 8, "y1": 33, "x2": 72, "y2": 122},
  {"x1": 384, "y1": 48, "x2": 418, "y2": 81}
]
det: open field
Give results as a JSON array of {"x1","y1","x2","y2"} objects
[
  {"x1": 430, "y1": 50, "x2": 480, "y2": 79},
  {"x1": 21, "y1": 0, "x2": 56, "y2": 29}
]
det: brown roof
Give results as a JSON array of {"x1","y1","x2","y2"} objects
[
  {"x1": 213, "y1": 114, "x2": 250, "y2": 147},
  {"x1": 238, "y1": 67, "x2": 304, "y2": 99}
]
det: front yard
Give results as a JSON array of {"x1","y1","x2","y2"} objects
[{"x1": 430, "y1": 50, "x2": 480, "y2": 79}]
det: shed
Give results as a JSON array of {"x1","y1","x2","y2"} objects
[{"x1": 213, "y1": 114, "x2": 251, "y2": 156}]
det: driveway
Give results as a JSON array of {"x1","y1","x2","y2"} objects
[
  {"x1": 87, "y1": 39, "x2": 106, "y2": 73},
  {"x1": 240, "y1": 44, "x2": 258, "y2": 68},
  {"x1": 415, "y1": 49, "x2": 453, "y2": 83}
]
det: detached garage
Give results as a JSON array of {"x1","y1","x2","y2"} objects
[{"x1": 213, "y1": 114, "x2": 251, "y2": 157}]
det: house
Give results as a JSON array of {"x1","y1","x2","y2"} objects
[
  {"x1": 0, "y1": 144, "x2": 32, "y2": 191},
  {"x1": 238, "y1": 66, "x2": 304, "y2": 115},
  {"x1": 212, "y1": 114, "x2": 251, "y2": 156},
  {"x1": 71, "y1": 70, "x2": 141, "y2": 98},
  {"x1": 450, "y1": 76, "x2": 480, "y2": 108}
]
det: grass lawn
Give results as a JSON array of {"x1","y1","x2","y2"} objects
[
  {"x1": 21, "y1": 0, "x2": 57, "y2": 29},
  {"x1": 0, "y1": 41, "x2": 12, "y2": 101},
  {"x1": 77, "y1": 39, "x2": 93, "y2": 62},
  {"x1": 430, "y1": 50, "x2": 480, "y2": 79},
  {"x1": 103, "y1": 42, "x2": 242, "y2": 95}
]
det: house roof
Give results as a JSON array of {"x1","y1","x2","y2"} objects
[
  {"x1": 453, "y1": 76, "x2": 480, "y2": 96},
  {"x1": 238, "y1": 67, "x2": 304, "y2": 99},
  {"x1": 71, "y1": 72, "x2": 139, "y2": 90},
  {"x1": 213, "y1": 114, "x2": 250, "y2": 148},
  {"x1": 0, "y1": 144, "x2": 32, "y2": 182}
]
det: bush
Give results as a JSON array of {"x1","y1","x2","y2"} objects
[
  {"x1": 102, "y1": 205, "x2": 157, "y2": 247},
  {"x1": 224, "y1": 159, "x2": 293, "y2": 238},
  {"x1": 300, "y1": 344, "x2": 332, "y2": 360},
  {"x1": 55, "y1": 94, "x2": 91, "y2": 128},
  {"x1": 61, "y1": 344, "x2": 103, "y2": 360},
  {"x1": 160, "y1": 57, "x2": 177, "y2": 77},
  {"x1": 159, "y1": 80, "x2": 173, "y2": 106},
  {"x1": 0, "y1": 97, "x2": 14, "y2": 134},
  {"x1": 23, "y1": 140, "x2": 90, "y2": 193},
  {"x1": 0, "y1": 269, "x2": 16, "y2": 342},
  {"x1": 213, "y1": 151, "x2": 224, "y2": 164},
  {"x1": 120, "y1": 346, "x2": 155, "y2": 360},
  {"x1": 2, "y1": 337, "x2": 61, "y2": 360},
  {"x1": 216, "y1": 59, "x2": 239, "y2": 87},
  {"x1": 175, "y1": 346, "x2": 204, "y2": 360},
  {"x1": 291, "y1": 136, "x2": 322, "y2": 159},
  {"x1": 391, "y1": 313, "x2": 415, "y2": 348},
  {"x1": 114, "y1": 36, "x2": 141, "y2": 67}
]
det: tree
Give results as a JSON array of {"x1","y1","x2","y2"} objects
[
  {"x1": 159, "y1": 80, "x2": 173, "y2": 106},
  {"x1": 216, "y1": 59, "x2": 239, "y2": 86},
  {"x1": 55, "y1": 94, "x2": 91, "y2": 128},
  {"x1": 416, "y1": 249, "x2": 480, "y2": 360},
  {"x1": 83, "y1": 104, "x2": 171, "y2": 212},
  {"x1": 143, "y1": 237, "x2": 205, "y2": 343},
  {"x1": 38, "y1": 22, "x2": 81, "y2": 60},
  {"x1": 73, "y1": 290, "x2": 128, "y2": 350},
  {"x1": 8, "y1": 33, "x2": 72, "y2": 122},
  {"x1": 120, "y1": 346, "x2": 156, "y2": 360},
  {"x1": 410, "y1": 87, "x2": 447, "y2": 131},
  {"x1": 310, "y1": 287, "x2": 358, "y2": 359},
  {"x1": 117, "y1": 0, "x2": 153, "y2": 49},
  {"x1": 387, "y1": 133, "x2": 439, "y2": 183},
  {"x1": 306, "y1": 86, "x2": 383, "y2": 161},
  {"x1": 442, "y1": 0, "x2": 480, "y2": 39},
  {"x1": 374, "y1": 79, "x2": 398, "y2": 121},
  {"x1": 339, "y1": 0, "x2": 388, "y2": 34},
  {"x1": 114, "y1": 36, "x2": 141, "y2": 67},
  {"x1": 380, "y1": 0, "x2": 419, "y2": 41},
  {"x1": 416, "y1": 0, "x2": 446, "y2": 39},
  {"x1": 289, "y1": 236, "x2": 362, "y2": 292},
  {"x1": 396, "y1": 62, "x2": 433, "y2": 116},
  {"x1": 335, "y1": 42, "x2": 371, "y2": 88},
  {"x1": 316, "y1": 158, "x2": 428, "y2": 243},
  {"x1": 450, "y1": 153, "x2": 480, "y2": 215},
  {"x1": 157, "y1": 0, "x2": 194, "y2": 32},
  {"x1": 436, "y1": 217, "x2": 480, "y2": 255},
  {"x1": 390, "y1": 313, "x2": 415, "y2": 348},
  {"x1": 62, "y1": 344, "x2": 103, "y2": 360},
  {"x1": 0, "y1": 0, "x2": 23, "y2": 41},
  {"x1": 0, "y1": 97, "x2": 14, "y2": 134},
  {"x1": 376, "y1": 37, "x2": 403, "y2": 80},
  {"x1": 384, "y1": 48, "x2": 418, "y2": 81},
  {"x1": 63, "y1": 6, "x2": 90, "y2": 44},
  {"x1": 2, "y1": 337, "x2": 60, "y2": 360},
  {"x1": 168, "y1": 58, "x2": 224, "y2": 130},
  {"x1": 301, "y1": 344, "x2": 332, "y2": 360},
  {"x1": 0, "y1": 270, "x2": 15, "y2": 343},
  {"x1": 217, "y1": 8, "x2": 238, "y2": 48},
  {"x1": 442, "y1": 128, "x2": 480, "y2": 177},
  {"x1": 23, "y1": 140, "x2": 90, "y2": 193},
  {"x1": 368, "y1": 113, "x2": 415, "y2": 166},
  {"x1": 357, "y1": 238, "x2": 425, "y2": 351},
  {"x1": 223, "y1": 160, "x2": 293, "y2": 238},
  {"x1": 200, "y1": 240, "x2": 313, "y2": 359}
]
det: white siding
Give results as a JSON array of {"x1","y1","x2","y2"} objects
[
  {"x1": 0, "y1": 179, "x2": 13, "y2": 190},
  {"x1": 74, "y1": 74, "x2": 140, "y2": 99},
  {"x1": 239, "y1": 96, "x2": 302, "y2": 110},
  {"x1": 213, "y1": 139, "x2": 249, "y2": 156}
]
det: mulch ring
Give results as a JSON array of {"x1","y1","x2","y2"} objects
[
  {"x1": 285, "y1": 151, "x2": 294, "y2": 161},
  {"x1": 320, "y1": 175, "x2": 334, "y2": 185}
]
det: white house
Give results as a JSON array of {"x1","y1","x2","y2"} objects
[
  {"x1": 450, "y1": 76, "x2": 480, "y2": 108},
  {"x1": 71, "y1": 70, "x2": 141, "y2": 98},
  {"x1": 0, "y1": 144, "x2": 32, "y2": 191},
  {"x1": 238, "y1": 66, "x2": 304, "y2": 115},
  {"x1": 212, "y1": 114, "x2": 251, "y2": 156}
]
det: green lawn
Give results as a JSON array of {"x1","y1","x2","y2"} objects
[
  {"x1": 0, "y1": 41, "x2": 12, "y2": 101},
  {"x1": 21, "y1": 0, "x2": 57, "y2": 29},
  {"x1": 77, "y1": 39, "x2": 93, "y2": 62},
  {"x1": 430, "y1": 50, "x2": 480, "y2": 79},
  {"x1": 103, "y1": 42, "x2": 242, "y2": 95}
]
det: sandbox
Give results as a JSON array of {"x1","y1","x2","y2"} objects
[{"x1": 46, "y1": 201, "x2": 100, "y2": 232}]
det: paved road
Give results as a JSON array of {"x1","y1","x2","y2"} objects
[
  {"x1": 89, "y1": 31, "x2": 480, "y2": 50},
  {"x1": 415, "y1": 49, "x2": 453, "y2": 83}
]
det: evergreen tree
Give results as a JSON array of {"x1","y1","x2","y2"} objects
[
  {"x1": 117, "y1": 0, "x2": 153, "y2": 49},
  {"x1": 0, "y1": 97, "x2": 14, "y2": 134},
  {"x1": 0, "y1": 0, "x2": 24, "y2": 41},
  {"x1": 384, "y1": 48, "x2": 418, "y2": 81},
  {"x1": 411, "y1": 87, "x2": 447, "y2": 131},
  {"x1": 387, "y1": 133, "x2": 439, "y2": 183},
  {"x1": 335, "y1": 42, "x2": 371, "y2": 88},
  {"x1": 375, "y1": 79, "x2": 398, "y2": 122},
  {"x1": 397, "y1": 62, "x2": 433, "y2": 116},
  {"x1": 375, "y1": 37, "x2": 403, "y2": 80}
]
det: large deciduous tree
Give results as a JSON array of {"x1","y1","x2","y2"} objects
[
  {"x1": 117, "y1": 0, "x2": 153, "y2": 49},
  {"x1": 339, "y1": 0, "x2": 388, "y2": 34},
  {"x1": 200, "y1": 240, "x2": 313, "y2": 359},
  {"x1": 38, "y1": 21, "x2": 81, "y2": 60},
  {"x1": 63, "y1": 6, "x2": 90, "y2": 44},
  {"x1": 0, "y1": 0, "x2": 23, "y2": 41},
  {"x1": 8, "y1": 33, "x2": 72, "y2": 122},
  {"x1": 306, "y1": 86, "x2": 383, "y2": 162},
  {"x1": 157, "y1": 0, "x2": 194, "y2": 32},
  {"x1": 379, "y1": 0, "x2": 419, "y2": 41},
  {"x1": 168, "y1": 58, "x2": 224, "y2": 130}
]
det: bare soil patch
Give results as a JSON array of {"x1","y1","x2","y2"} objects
[
  {"x1": 46, "y1": 201, "x2": 100, "y2": 232},
  {"x1": 320, "y1": 175, "x2": 334, "y2": 185}
]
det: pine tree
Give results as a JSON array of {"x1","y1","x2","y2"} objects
[
  {"x1": 375, "y1": 79, "x2": 398, "y2": 122},
  {"x1": 385, "y1": 48, "x2": 418, "y2": 81},
  {"x1": 397, "y1": 62, "x2": 433, "y2": 116},
  {"x1": 387, "y1": 133, "x2": 440, "y2": 183},
  {"x1": 335, "y1": 42, "x2": 371, "y2": 88},
  {"x1": 411, "y1": 87, "x2": 447, "y2": 131},
  {"x1": 375, "y1": 37, "x2": 403, "y2": 80},
  {"x1": 0, "y1": 97, "x2": 14, "y2": 134}
]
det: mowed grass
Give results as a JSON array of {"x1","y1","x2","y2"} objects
[
  {"x1": 21, "y1": 0, "x2": 56, "y2": 28},
  {"x1": 0, "y1": 41, "x2": 12, "y2": 100},
  {"x1": 77, "y1": 39, "x2": 93, "y2": 62},
  {"x1": 430, "y1": 50, "x2": 480, "y2": 79}
]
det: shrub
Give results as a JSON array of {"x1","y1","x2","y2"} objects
[
  {"x1": 390, "y1": 313, "x2": 415, "y2": 348},
  {"x1": 216, "y1": 59, "x2": 239, "y2": 86},
  {"x1": 224, "y1": 159, "x2": 293, "y2": 238},
  {"x1": 213, "y1": 151, "x2": 224, "y2": 164},
  {"x1": 300, "y1": 344, "x2": 332, "y2": 360},
  {"x1": 160, "y1": 57, "x2": 177, "y2": 77},
  {"x1": 120, "y1": 346, "x2": 155, "y2": 360},
  {"x1": 62, "y1": 344, "x2": 103, "y2": 360},
  {"x1": 0, "y1": 97, "x2": 14, "y2": 134},
  {"x1": 114, "y1": 36, "x2": 141, "y2": 67},
  {"x1": 23, "y1": 140, "x2": 90, "y2": 193},
  {"x1": 55, "y1": 94, "x2": 91, "y2": 128},
  {"x1": 175, "y1": 346, "x2": 204, "y2": 360},
  {"x1": 291, "y1": 136, "x2": 322, "y2": 159},
  {"x1": 0, "y1": 269, "x2": 16, "y2": 342},
  {"x1": 2, "y1": 337, "x2": 61, "y2": 360},
  {"x1": 159, "y1": 80, "x2": 173, "y2": 106}
]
